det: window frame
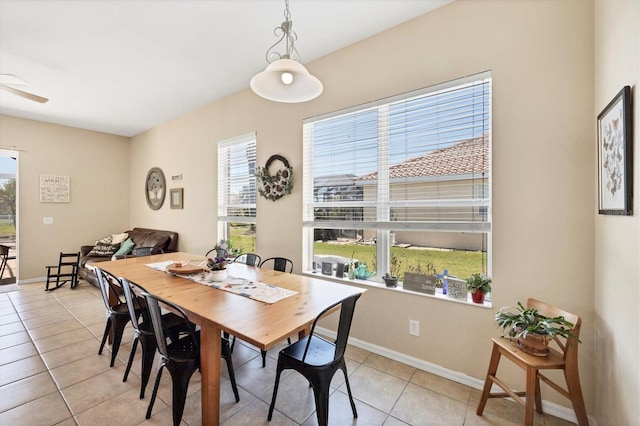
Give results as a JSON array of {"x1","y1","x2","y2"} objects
[
  {"x1": 302, "y1": 72, "x2": 492, "y2": 290},
  {"x1": 217, "y1": 132, "x2": 257, "y2": 245}
]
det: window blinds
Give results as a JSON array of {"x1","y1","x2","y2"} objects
[
  {"x1": 303, "y1": 72, "x2": 491, "y2": 233},
  {"x1": 218, "y1": 132, "x2": 257, "y2": 224}
]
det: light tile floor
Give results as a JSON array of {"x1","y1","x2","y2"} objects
[{"x1": 0, "y1": 281, "x2": 575, "y2": 425}]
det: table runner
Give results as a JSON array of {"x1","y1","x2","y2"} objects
[{"x1": 145, "y1": 260, "x2": 297, "y2": 304}]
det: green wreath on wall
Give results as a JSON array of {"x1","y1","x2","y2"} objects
[{"x1": 257, "y1": 154, "x2": 293, "y2": 201}]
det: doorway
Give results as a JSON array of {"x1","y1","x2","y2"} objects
[{"x1": 0, "y1": 150, "x2": 18, "y2": 285}]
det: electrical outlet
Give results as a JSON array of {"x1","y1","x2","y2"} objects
[{"x1": 409, "y1": 320, "x2": 419, "y2": 336}]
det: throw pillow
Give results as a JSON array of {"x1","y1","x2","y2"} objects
[
  {"x1": 87, "y1": 242, "x2": 121, "y2": 257},
  {"x1": 113, "y1": 238, "x2": 135, "y2": 257},
  {"x1": 111, "y1": 233, "x2": 129, "y2": 245}
]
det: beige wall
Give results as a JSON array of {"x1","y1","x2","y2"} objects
[
  {"x1": 594, "y1": 1, "x2": 640, "y2": 424},
  {"x1": 129, "y1": 0, "x2": 596, "y2": 417},
  {"x1": 0, "y1": 115, "x2": 130, "y2": 280}
]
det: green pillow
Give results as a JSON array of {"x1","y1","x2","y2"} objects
[{"x1": 113, "y1": 238, "x2": 135, "y2": 257}]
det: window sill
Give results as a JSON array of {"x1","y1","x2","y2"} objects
[{"x1": 303, "y1": 270, "x2": 492, "y2": 309}]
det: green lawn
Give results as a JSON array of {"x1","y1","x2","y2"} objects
[
  {"x1": 0, "y1": 220, "x2": 15, "y2": 238},
  {"x1": 314, "y1": 241, "x2": 485, "y2": 280}
]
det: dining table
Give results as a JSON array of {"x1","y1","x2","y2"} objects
[{"x1": 98, "y1": 251, "x2": 365, "y2": 425}]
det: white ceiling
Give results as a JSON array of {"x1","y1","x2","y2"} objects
[{"x1": 0, "y1": 0, "x2": 451, "y2": 137}]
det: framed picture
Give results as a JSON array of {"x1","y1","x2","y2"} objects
[
  {"x1": 597, "y1": 86, "x2": 633, "y2": 215},
  {"x1": 170, "y1": 188, "x2": 183, "y2": 209},
  {"x1": 321, "y1": 262, "x2": 333, "y2": 276}
]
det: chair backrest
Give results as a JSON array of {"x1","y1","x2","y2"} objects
[
  {"x1": 95, "y1": 267, "x2": 125, "y2": 311},
  {"x1": 259, "y1": 257, "x2": 293, "y2": 273},
  {"x1": 120, "y1": 278, "x2": 150, "y2": 333},
  {"x1": 234, "y1": 253, "x2": 261, "y2": 266},
  {"x1": 527, "y1": 298, "x2": 582, "y2": 366},
  {"x1": 205, "y1": 248, "x2": 227, "y2": 258},
  {"x1": 142, "y1": 291, "x2": 198, "y2": 359},
  {"x1": 303, "y1": 292, "x2": 362, "y2": 363},
  {"x1": 0, "y1": 245, "x2": 8, "y2": 275},
  {"x1": 126, "y1": 246, "x2": 164, "y2": 258}
]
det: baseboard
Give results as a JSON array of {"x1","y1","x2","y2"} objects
[
  {"x1": 18, "y1": 277, "x2": 46, "y2": 285},
  {"x1": 317, "y1": 326, "x2": 594, "y2": 425}
]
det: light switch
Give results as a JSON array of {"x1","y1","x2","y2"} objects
[{"x1": 43, "y1": 217, "x2": 54, "y2": 225}]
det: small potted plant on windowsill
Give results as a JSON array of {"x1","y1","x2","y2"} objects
[
  {"x1": 494, "y1": 301, "x2": 577, "y2": 356},
  {"x1": 382, "y1": 273, "x2": 398, "y2": 288},
  {"x1": 466, "y1": 273, "x2": 491, "y2": 304}
]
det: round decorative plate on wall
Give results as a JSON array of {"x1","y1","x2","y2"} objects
[{"x1": 145, "y1": 167, "x2": 166, "y2": 210}]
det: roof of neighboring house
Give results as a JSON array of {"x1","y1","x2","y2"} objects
[{"x1": 355, "y1": 136, "x2": 488, "y2": 181}]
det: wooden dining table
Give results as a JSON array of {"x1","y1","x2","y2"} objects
[{"x1": 98, "y1": 252, "x2": 365, "y2": 425}]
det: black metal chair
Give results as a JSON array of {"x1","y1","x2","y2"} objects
[
  {"x1": 125, "y1": 247, "x2": 164, "y2": 258},
  {"x1": 205, "y1": 247, "x2": 227, "y2": 258},
  {"x1": 96, "y1": 267, "x2": 139, "y2": 367},
  {"x1": 256, "y1": 256, "x2": 294, "y2": 366},
  {"x1": 268, "y1": 293, "x2": 362, "y2": 426},
  {"x1": 0, "y1": 244, "x2": 16, "y2": 282},
  {"x1": 120, "y1": 278, "x2": 191, "y2": 399},
  {"x1": 142, "y1": 291, "x2": 240, "y2": 426},
  {"x1": 259, "y1": 257, "x2": 293, "y2": 273},
  {"x1": 233, "y1": 253, "x2": 262, "y2": 266},
  {"x1": 45, "y1": 252, "x2": 80, "y2": 291}
]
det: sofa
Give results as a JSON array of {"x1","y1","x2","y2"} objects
[{"x1": 78, "y1": 227, "x2": 179, "y2": 287}]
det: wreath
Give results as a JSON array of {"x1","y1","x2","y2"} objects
[{"x1": 257, "y1": 154, "x2": 293, "y2": 201}]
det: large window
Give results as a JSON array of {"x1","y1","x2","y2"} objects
[
  {"x1": 218, "y1": 133, "x2": 257, "y2": 253},
  {"x1": 303, "y1": 72, "x2": 491, "y2": 286}
]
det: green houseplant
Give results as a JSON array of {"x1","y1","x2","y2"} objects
[
  {"x1": 495, "y1": 301, "x2": 577, "y2": 356},
  {"x1": 466, "y1": 273, "x2": 491, "y2": 304}
]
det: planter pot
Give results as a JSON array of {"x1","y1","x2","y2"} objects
[
  {"x1": 208, "y1": 268, "x2": 228, "y2": 282},
  {"x1": 517, "y1": 333, "x2": 550, "y2": 356},
  {"x1": 383, "y1": 277, "x2": 398, "y2": 288},
  {"x1": 471, "y1": 290, "x2": 485, "y2": 304}
]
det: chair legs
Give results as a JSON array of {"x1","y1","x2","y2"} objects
[
  {"x1": 565, "y1": 370, "x2": 589, "y2": 425},
  {"x1": 223, "y1": 351, "x2": 240, "y2": 402},
  {"x1": 268, "y1": 362, "x2": 356, "y2": 426},
  {"x1": 98, "y1": 313, "x2": 130, "y2": 367},
  {"x1": 476, "y1": 343, "x2": 501, "y2": 416},
  {"x1": 146, "y1": 360, "x2": 199, "y2": 426},
  {"x1": 123, "y1": 333, "x2": 157, "y2": 399}
]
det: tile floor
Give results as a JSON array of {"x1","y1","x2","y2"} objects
[{"x1": 0, "y1": 281, "x2": 575, "y2": 425}]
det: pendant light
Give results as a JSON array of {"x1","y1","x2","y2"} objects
[{"x1": 250, "y1": 0, "x2": 323, "y2": 103}]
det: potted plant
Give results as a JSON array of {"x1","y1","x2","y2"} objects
[
  {"x1": 382, "y1": 273, "x2": 398, "y2": 288},
  {"x1": 206, "y1": 255, "x2": 228, "y2": 281},
  {"x1": 466, "y1": 273, "x2": 491, "y2": 303},
  {"x1": 494, "y1": 301, "x2": 577, "y2": 356}
]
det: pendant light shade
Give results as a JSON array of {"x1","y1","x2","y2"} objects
[
  {"x1": 250, "y1": 0, "x2": 323, "y2": 103},
  {"x1": 250, "y1": 59, "x2": 323, "y2": 103}
]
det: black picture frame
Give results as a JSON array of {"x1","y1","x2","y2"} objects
[
  {"x1": 321, "y1": 262, "x2": 333, "y2": 276},
  {"x1": 597, "y1": 86, "x2": 633, "y2": 215}
]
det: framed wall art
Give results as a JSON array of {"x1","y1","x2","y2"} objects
[
  {"x1": 40, "y1": 175, "x2": 70, "y2": 202},
  {"x1": 170, "y1": 188, "x2": 183, "y2": 209},
  {"x1": 597, "y1": 86, "x2": 633, "y2": 215}
]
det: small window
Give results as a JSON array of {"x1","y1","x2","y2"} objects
[{"x1": 218, "y1": 133, "x2": 257, "y2": 253}]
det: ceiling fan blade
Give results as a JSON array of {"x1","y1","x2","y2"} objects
[{"x1": 1, "y1": 85, "x2": 49, "y2": 103}]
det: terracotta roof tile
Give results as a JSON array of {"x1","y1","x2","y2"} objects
[{"x1": 355, "y1": 136, "x2": 488, "y2": 181}]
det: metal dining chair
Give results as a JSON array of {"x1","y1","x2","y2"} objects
[
  {"x1": 233, "y1": 253, "x2": 262, "y2": 266},
  {"x1": 268, "y1": 293, "x2": 362, "y2": 426},
  {"x1": 96, "y1": 267, "x2": 138, "y2": 367},
  {"x1": 259, "y1": 257, "x2": 293, "y2": 273},
  {"x1": 142, "y1": 291, "x2": 240, "y2": 425}
]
